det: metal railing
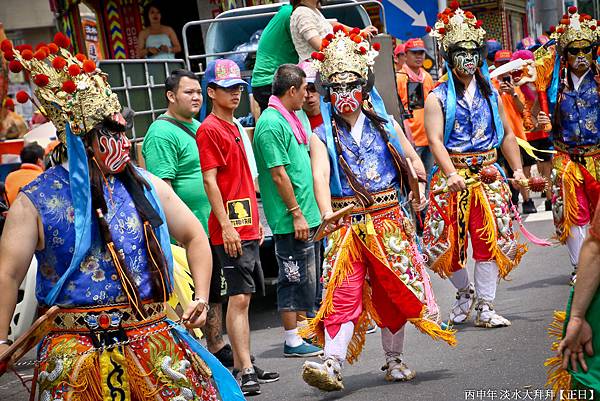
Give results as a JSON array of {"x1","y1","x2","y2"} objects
[
  {"x1": 98, "y1": 58, "x2": 186, "y2": 142},
  {"x1": 182, "y1": 0, "x2": 386, "y2": 74}
]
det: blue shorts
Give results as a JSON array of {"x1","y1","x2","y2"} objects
[{"x1": 274, "y1": 231, "x2": 320, "y2": 312}]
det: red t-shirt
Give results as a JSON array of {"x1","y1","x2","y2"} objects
[
  {"x1": 197, "y1": 114, "x2": 260, "y2": 245},
  {"x1": 308, "y1": 113, "x2": 324, "y2": 131}
]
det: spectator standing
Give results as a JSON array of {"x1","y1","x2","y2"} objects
[
  {"x1": 142, "y1": 69, "x2": 232, "y2": 367},
  {"x1": 298, "y1": 60, "x2": 322, "y2": 131},
  {"x1": 252, "y1": 64, "x2": 323, "y2": 358},
  {"x1": 251, "y1": 4, "x2": 299, "y2": 111},
  {"x1": 396, "y1": 38, "x2": 435, "y2": 182},
  {"x1": 198, "y1": 59, "x2": 279, "y2": 395},
  {"x1": 4, "y1": 143, "x2": 44, "y2": 206},
  {"x1": 137, "y1": 2, "x2": 181, "y2": 59},
  {"x1": 393, "y1": 43, "x2": 406, "y2": 71},
  {"x1": 290, "y1": 0, "x2": 378, "y2": 62}
]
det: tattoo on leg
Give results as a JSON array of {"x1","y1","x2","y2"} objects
[{"x1": 203, "y1": 303, "x2": 225, "y2": 351}]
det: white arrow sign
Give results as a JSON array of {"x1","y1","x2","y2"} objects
[{"x1": 388, "y1": 0, "x2": 428, "y2": 27}]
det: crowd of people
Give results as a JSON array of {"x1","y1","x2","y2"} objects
[{"x1": 0, "y1": 1, "x2": 599, "y2": 400}]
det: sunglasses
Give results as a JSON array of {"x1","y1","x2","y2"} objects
[{"x1": 566, "y1": 46, "x2": 594, "y2": 56}]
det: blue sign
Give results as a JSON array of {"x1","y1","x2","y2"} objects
[{"x1": 380, "y1": 0, "x2": 438, "y2": 40}]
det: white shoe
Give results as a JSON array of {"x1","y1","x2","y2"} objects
[
  {"x1": 449, "y1": 283, "x2": 475, "y2": 324},
  {"x1": 302, "y1": 356, "x2": 344, "y2": 391},
  {"x1": 381, "y1": 357, "x2": 416, "y2": 382},
  {"x1": 474, "y1": 300, "x2": 511, "y2": 328}
]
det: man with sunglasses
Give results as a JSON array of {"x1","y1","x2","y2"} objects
[
  {"x1": 548, "y1": 7, "x2": 600, "y2": 285},
  {"x1": 197, "y1": 59, "x2": 278, "y2": 395}
]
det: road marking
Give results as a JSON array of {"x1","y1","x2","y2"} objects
[{"x1": 523, "y1": 210, "x2": 553, "y2": 223}]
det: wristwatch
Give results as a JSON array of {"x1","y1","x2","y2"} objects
[{"x1": 193, "y1": 297, "x2": 210, "y2": 313}]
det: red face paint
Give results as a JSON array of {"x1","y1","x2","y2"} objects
[
  {"x1": 331, "y1": 85, "x2": 362, "y2": 114},
  {"x1": 97, "y1": 131, "x2": 131, "y2": 174}
]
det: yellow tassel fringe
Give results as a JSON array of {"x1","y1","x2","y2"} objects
[
  {"x1": 559, "y1": 162, "x2": 584, "y2": 244},
  {"x1": 544, "y1": 310, "x2": 574, "y2": 401}
]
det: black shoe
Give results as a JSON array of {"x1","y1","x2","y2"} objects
[
  {"x1": 239, "y1": 368, "x2": 261, "y2": 395},
  {"x1": 213, "y1": 344, "x2": 234, "y2": 367},
  {"x1": 522, "y1": 199, "x2": 537, "y2": 214},
  {"x1": 545, "y1": 199, "x2": 552, "y2": 212},
  {"x1": 233, "y1": 364, "x2": 280, "y2": 383},
  {"x1": 213, "y1": 344, "x2": 255, "y2": 368}
]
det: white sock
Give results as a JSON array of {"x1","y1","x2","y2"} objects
[
  {"x1": 324, "y1": 321, "x2": 354, "y2": 362},
  {"x1": 566, "y1": 225, "x2": 587, "y2": 267},
  {"x1": 285, "y1": 328, "x2": 303, "y2": 347},
  {"x1": 474, "y1": 261, "x2": 499, "y2": 302}
]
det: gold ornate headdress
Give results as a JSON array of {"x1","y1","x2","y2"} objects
[
  {"x1": 549, "y1": 6, "x2": 599, "y2": 52},
  {"x1": 311, "y1": 25, "x2": 380, "y2": 83},
  {"x1": 1, "y1": 33, "x2": 121, "y2": 142},
  {"x1": 427, "y1": 1, "x2": 486, "y2": 52}
]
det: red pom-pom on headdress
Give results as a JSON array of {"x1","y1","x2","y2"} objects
[
  {"x1": 52, "y1": 56, "x2": 67, "y2": 70},
  {"x1": 3, "y1": 98, "x2": 15, "y2": 111},
  {"x1": 83, "y1": 59, "x2": 96, "y2": 73},
  {"x1": 425, "y1": 26, "x2": 432, "y2": 33},
  {"x1": 372, "y1": 42, "x2": 381, "y2": 51},
  {"x1": 568, "y1": 5, "x2": 577, "y2": 14},
  {"x1": 475, "y1": 20, "x2": 483, "y2": 28},
  {"x1": 68, "y1": 64, "x2": 81, "y2": 77},
  {"x1": 359, "y1": 46, "x2": 367, "y2": 54},
  {"x1": 54, "y1": 32, "x2": 71, "y2": 49},
  {"x1": 33, "y1": 74, "x2": 49, "y2": 87},
  {"x1": 34, "y1": 49, "x2": 47, "y2": 60},
  {"x1": 16, "y1": 91, "x2": 29, "y2": 103},
  {"x1": 75, "y1": 53, "x2": 87, "y2": 63},
  {"x1": 438, "y1": 27, "x2": 446, "y2": 34},
  {"x1": 21, "y1": 49, "x2": 34, "y2": 60},
  {"x1": 62, "y1": 80, "x2": 77, "y2": 94},
  {"x1": 449, "y1": 1, "x2": 460, "y2": 10},
  {"x1": 8, "y1": 60, "x2": 23, "y2": 73},
  {"x1": 3, "y1": 49, "x2": 15, "y2": 61},
  {"x1": 48, "y1": 43, "x2": 59, "y2": 54},
  {"x1": 34, "y1": 42, "x2": 47, "y2": 51},
  {"x1": 465, "y1": 11, "x2": 474, "y2": 19},
  {"x1": 351, "y1": 27, "x2": 360, "y2": 35},
  {"x1": 0, "y1": 39, "x2": 12, "y2": 53},
  {"x1": 333, "y1": 24, "x2": 345, "y2": 33},
  {"x1": 549, "y1": 25, "x2": 556, "y2": 33},
  {"x1": 325, "y1": 33, "x2": 334, "y2": 41}
]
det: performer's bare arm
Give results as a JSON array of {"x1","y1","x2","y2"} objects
[
  {"x1": 558, "y1": 233, "x2": 600, "y2": 372},
  {"x1": 0, "y1": 194, "x2": 41, "y2": 351},
  {"x1": 497, "y1": 97, "x2": 525, "y2": 181},
  {"x1": 147, "y1": 174, "x2": 211, "y2": 328},
  {"x1": 270, "y1": 166, "x2": 310, "y2": 241},
  {"x1": 310, "y1": 135, "x2": 332, "y2": 217},
  {"x1": 424, "y1": 94, "x2": 466, "y2": 192}
]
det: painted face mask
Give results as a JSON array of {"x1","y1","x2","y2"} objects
[
  {"x1": 330, "y1": 82, "x2": 363, "y2": 114},
  {"x1": 566, "y1": 40, "x2": 593, "y2": 72},
  {"x1": 95, "y1": 128, "x2": 131, "y2": 174},
  {"x1": 452, "y1": 46, "x2": 481, "y2": 76}
]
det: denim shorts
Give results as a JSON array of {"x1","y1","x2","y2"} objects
[{"x1": 274, "y1": 231, "x2": 320, "y2": 312}]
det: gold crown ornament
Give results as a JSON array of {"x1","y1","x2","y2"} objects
[
  {"x1": 427, "y1": 1, "x2": 486, "y2": 52},
  {"x1": 549, "y1": 6, "x2": 600, "y2": 52},
  {"x1": 311, "y1": 25, "x2": 380, "y2": 83},
  {"x1": 1, "y1": 33, "x2": 121, "y2": 142}
]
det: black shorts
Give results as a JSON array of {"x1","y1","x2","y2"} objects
[
  {"x1": 214, "y1": 240, "x2": 265, "y2": 297},
  {"x1": 521, "y1": 137, "x2": 554, "y2": 167},
  {"x1": 251, "y1": 84, "x2": 271, "y2": 112},
  {"x1": 208, "y1": 245, "x2": 227, "y2": 304}
]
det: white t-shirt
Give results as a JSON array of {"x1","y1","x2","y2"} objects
[{"x1": 290, "y1": 6, "x2": 333, "y2": 61}]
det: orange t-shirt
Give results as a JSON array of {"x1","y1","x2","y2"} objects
[
  {"x1": 5, "y1": 163, "x2": 43, "y2": 206},
  {"x1": 492, "y1": 79, "x2": 526, "y2": 141},
  {"x1": 396, "y1": 67, "x2": 435, "y2": 147}
]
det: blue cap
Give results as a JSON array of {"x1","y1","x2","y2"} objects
[{"x1": 204, "y1": 59, "x2": 247, "y2": 88}]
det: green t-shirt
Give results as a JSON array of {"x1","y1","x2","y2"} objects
[
  {"x1": 251, "y1": 4, "x2": 299, "y2": 88},
  {"x1": 253, "y1": 108, "x2": 321, "y2": 234},
  {"x1": 142, "y1": 114, "x2": 210, "y2": 233}
]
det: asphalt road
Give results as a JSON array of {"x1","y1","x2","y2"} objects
[{"x1": 0, "y1": 201, "x2": 574, "y2": 401}]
